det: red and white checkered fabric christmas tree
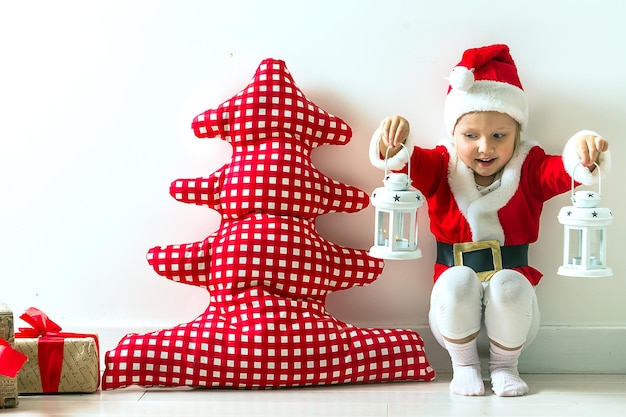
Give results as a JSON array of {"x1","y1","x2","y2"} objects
[{"x1": 102, "y1": 59, "x2": 435, "y2": 389}]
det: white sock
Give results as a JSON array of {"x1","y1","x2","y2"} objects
[
  {"x1": 489, "y1": 343, "x2": 528, "y2": 397},
  {"x1": 444, "y1": 338, "x2": 484, "y2": 396}
]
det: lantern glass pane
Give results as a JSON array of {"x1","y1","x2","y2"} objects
[
  {"x1": 377, "y1": 210, "x2": 390, "y2": 246},
  {"x1": 588, "y1": 228, "x2": 605, "y2": 267},
  {"x1": 567, "y1": 228, "x2": 583, "y2": 265},
  {"x1": 392, "y1": 212, "x2": 412, "y2": 249}
]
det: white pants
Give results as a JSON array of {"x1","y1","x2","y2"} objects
[{"x1": 429, "y1": 266, "x2": 540, "y2": 349}]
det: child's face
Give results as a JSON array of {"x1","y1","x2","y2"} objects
[{"x1": 453, "y1": 111, "x2": 518, "y2": 186}]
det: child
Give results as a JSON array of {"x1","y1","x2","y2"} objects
[{"x1": 369, "y1": 44, "x2": 610, "y2": 396}]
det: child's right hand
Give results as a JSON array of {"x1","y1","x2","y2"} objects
[{"x1": 380, "y1": 116, "x2": 410, "y2": 157}]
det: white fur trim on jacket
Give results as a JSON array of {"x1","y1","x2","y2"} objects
[
  {"x1": 562, "y1": 130, "x2": 611, "y2": 185},
  {"x1": 445, "y1": 139, "x2": 536, "y2": 245},
  {"x1": 369, "y1": 126, "x2": 415, "y2": 171}
]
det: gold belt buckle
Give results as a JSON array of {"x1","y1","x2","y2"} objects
[{"x1": 453, "y1": 240, "x2": 502, "y2": 282}]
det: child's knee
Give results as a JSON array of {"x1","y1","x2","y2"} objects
[
  {"x1": 436, "y1": 266, "x2": 483, "y2": 304},
  {"x1": 484, "y1": 270, "x2": 537, "y2": 347},
  {"x1": 486, "y1": 270, "x2": 533, "y2": 306}
]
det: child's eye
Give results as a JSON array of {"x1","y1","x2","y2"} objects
[
  {"x1": 493, "y1": 133, "x2": 505, "y2": 139},
  {"x1": 465, "y1": 133, "x2": 477, "y2": 139}
]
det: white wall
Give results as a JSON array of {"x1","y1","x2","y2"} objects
[{"x1": 1, "y1": 0, "x2": 624, "y2": 372}]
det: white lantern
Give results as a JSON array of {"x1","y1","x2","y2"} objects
[
  {"x1": 557, "y1": 163, "x2": 613, "y2": 277},
  {"x1": 369, "y1": 144, "x2": 424, "y2": 260}
]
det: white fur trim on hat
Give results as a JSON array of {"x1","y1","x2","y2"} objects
[
  {"x1": 369, "y1": 126, "x2": 415, "y2": 171},
  {"x1": 444, "y1": 80, "x2": 528, "y2": 136}
]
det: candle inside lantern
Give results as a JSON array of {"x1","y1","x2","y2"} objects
[{"x1": 394, "y1": 238, "x2": 410, "y2": 249}]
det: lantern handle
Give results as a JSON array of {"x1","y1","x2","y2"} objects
[
  {"x1": 571, "y1": 162, "x2": 601, "y2": 200},
  {"x1": 384, "y1": 143, "x2": 411, "y2": 187}
]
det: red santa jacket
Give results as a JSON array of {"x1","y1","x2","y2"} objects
[{"x1": 369, "y1": 130, "x2": 611, "y2": 286}]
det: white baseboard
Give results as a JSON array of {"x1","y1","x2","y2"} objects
[
  {"x1": 79, "y1": 323, "x2": 626, "y2": 375},
  {"x1": 417, "y1": 324, "x2": 626, "y2": 374}
]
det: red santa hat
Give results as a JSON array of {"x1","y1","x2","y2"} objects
[{"x1": 443, "y1": 44, "x2": 528, "y2": 136}]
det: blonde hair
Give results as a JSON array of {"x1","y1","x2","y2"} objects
[{"x1": 512, "y1": 120, "x2": 521, "y2": 155}]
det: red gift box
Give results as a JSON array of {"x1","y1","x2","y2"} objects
[{"x1": 14, "y1": 308, "x2": 100, "y2": 394}]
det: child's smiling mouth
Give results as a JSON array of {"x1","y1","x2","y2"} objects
[{"x1": 476, "y1": 158, "x2": 496, "y2": 167}]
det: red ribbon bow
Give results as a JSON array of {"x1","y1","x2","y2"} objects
[
  {"x1": 0, "y1": 339, "x2": 27, "y2": 378},
  {"x1": 17, "y1": 307, "x2": 63, "y2": 337},
  {"x1": 16, "y1": 307, "x2": 100, "y2": 392}
]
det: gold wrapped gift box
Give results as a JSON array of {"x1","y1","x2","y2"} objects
[
  {"x1": 0, "y1": 303, "x2": 19, "y2": 408},
  {"x1": 14, "y1": 307, "x2": 100, "y2": 394},
  {"x1": 0, "y1": 377, "x2": 18, "y2": 408},
  {"x1": 14, "y1": 336, "x2": 99, "y2": 393}
]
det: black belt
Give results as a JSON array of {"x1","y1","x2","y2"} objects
[{"x1": 436, "y1": 240, "x2": 529, "y2": 281}]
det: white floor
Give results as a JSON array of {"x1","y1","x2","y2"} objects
[{"x1": 7, "y1": 373, "x2": 626, "y2": 417}]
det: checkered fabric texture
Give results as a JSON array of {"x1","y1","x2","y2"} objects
[{"x1": 102, "y1": 59, "x2": 435, "y2": 389}]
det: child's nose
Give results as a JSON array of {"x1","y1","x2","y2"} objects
[{"x1": 477, "y1": 137, "x2": 490, "y2": 153}]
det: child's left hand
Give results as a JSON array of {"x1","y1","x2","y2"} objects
[{"x1": 576, "y1": 134, "x2": 609, "y2": 170}]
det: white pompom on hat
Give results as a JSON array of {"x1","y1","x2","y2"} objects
[{"x1": 444, "y1": 44, "x2": 529, "y2": 136}]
